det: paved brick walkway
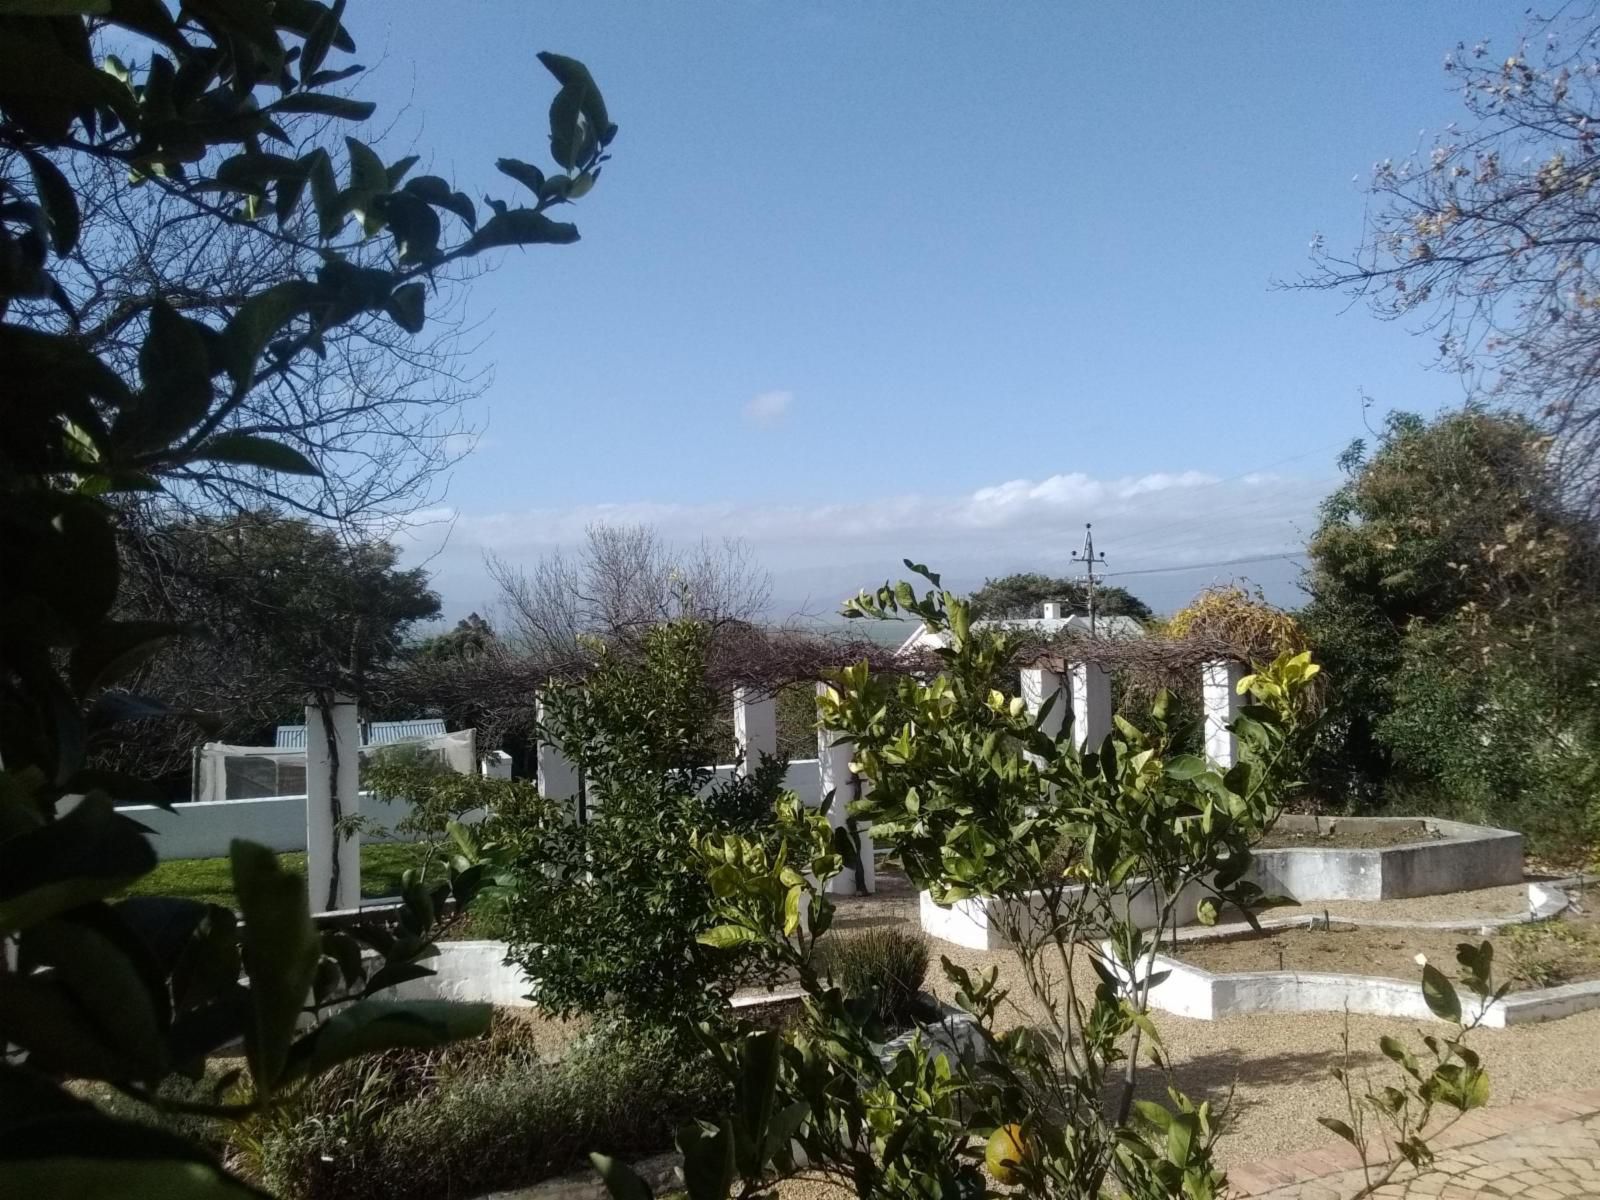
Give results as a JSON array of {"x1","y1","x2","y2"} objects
[{"x1": 1230, "y1": 1089, "x2": 1600, "y2": 1199}]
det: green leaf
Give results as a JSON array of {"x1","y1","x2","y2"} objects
[
  {"x1": 298, "y1": 0, "x2": 346, "y2": 79},
  {"x1": 68, "y1": 619, "x2": 177, "y2": 695},
  {"x1": 464, "y1": 208, "x2": 579, "y2": 253},
  {"x1": 222, "y1": 279, "x2": 317, "y2": 386},
  {"x1": 589, "y1": 1153, "x2": 655, "y2": 1200},
  {"x1": 1377, "y1": 1034, "x2": 1420, "y2": 1079},
  {"x1": 1316, "y1": 1116, "x2": 1359, "y2": 1146},
  {"x1": 0, "y1": 1112, "x2": 268, "y2": 1198},
  {"x1": 213, "y1": 152, "x2": 300, "y2": 195},
  {"x1": 1164, "y1": 754, "x2": 1208, "y2": 781},
  {"x1": 0, "y1": 795, "x2": 156, "y2": 935},
  {"x1": 1132, "y1": 1099, "x2": 1173, "y2": 1129},
  {"x1": 402, "y1": 175, "x2": 476, "y2": 228},
  {"x1": 230, "y1": 841, "x2": 319, "y2": 1094},
  {"x1": 495, "y1": 157, "x2": 546, "y2": 194},
  {"x1": 268, "y1": 92, "x2": 376, "y2": 121},
  {"x1": 283, "y1": 1000, "x2": 490, "y2": 1083},
  {"x1": 697, "y1": 925, "x2": 760, "y2": 950},
  {"x1": 21, "y1": 914, "x2": 167, "y2": 1080},
  {"x1": 385, "y1": 281, "x2": 426, "y2": 333},
  {"x1": 537, "y1": 50, "x2": 612, "y2": 147},
  {"x1": 676, "y1": 1121, "x2": 735, "y2": 1200},
  {"x1": 345, "y1": 136, "x2": 390, "y2": 233},
  {"x1": 1166, "y1": 1111, "x2": 1197, "y2": 1166},
  {"x1": 1420, "y1": 963, "x2": 1462, "y2": 1024},
  {"x1": 194, "y1": 433, "x2": 319, "y2": 476},
  {"x1": 118, "y1": 301, "x2": 213, "y2": 452},
  {"x1": 0, "y1": 0, "x2": 110, "y2": 11},
  {"x1": 304, "y1": 147, "x2": 343, "y2": 238},
  {"x1": 21, "y1": 148, "x2": 78, "y2": 255}
]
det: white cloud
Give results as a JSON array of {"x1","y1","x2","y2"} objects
[
  {"x1": 742, "y1": 389, "x2": 793, "y2": 427},
  {"x1": 398, "y1": 467, "x2": 1333, "y2": 620}
]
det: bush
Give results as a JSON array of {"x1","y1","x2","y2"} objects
[
  {"x1": 500, "y1": 620, "x2": 788, "y2": 1031},
  {"x1": 238, "y1": 1018, "x2": 725, "y2": 1200},
  {"x1": 826, "y1": 929, "x2": 931, "y2": 1030}
]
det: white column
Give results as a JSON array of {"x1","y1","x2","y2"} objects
[
  {"x1": 1020, "y1": 665, "x2": 1065, "y2": 738},
  {"x1": 1067, "y1": 661, "x2": 1113, "y2": 752},
  {"x1": 480, "y1": 750, "x2": 513, "y2": 780},
  {"x1": 732, "y1": 687, "x2": 777, "y2": 777},
  {"x1": 1202, "y1": 660, "x2": 1247, "y2": 769},
  {"x1": 305, "y1": 693, "x2": 361, "y2": 914},
  {"x1": 816, "y1": 682, "x2": 876, "y2": 895},
  {"x1": 536, "y1": 695, "x2": 581, "y2": 813}
]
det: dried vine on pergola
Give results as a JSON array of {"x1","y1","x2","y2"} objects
[{"x1": 373, "y1": 621, "x2": 1278, "y2": 748}]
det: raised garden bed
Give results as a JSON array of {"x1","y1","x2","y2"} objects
[
  {"x1": 1256, "y1": 818, "x2": 1440, "y2": 851},
  {"x1": 920, "y1": 877, "x2": 1213, "y2": 951},
  {"x1": 1117, "y1": 882, "x2": 1599, "y2": 1028},
  {"x1": 1243, "y1": 814, "x2": 1523, "y2": 902}
]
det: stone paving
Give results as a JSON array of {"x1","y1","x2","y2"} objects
[{"x1": 1230, "y1": 1088, "x2": 1600, "y2": 1199}]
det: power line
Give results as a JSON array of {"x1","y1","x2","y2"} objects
[{"x1": 1100, "y1": 551, "x2": 1307, "y2": 581}]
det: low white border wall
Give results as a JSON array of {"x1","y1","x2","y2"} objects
[
  {"x1": 920, "y1": 877, "x2": 1214, "y2": 951},
  {"x1": 1115, "y1": 887, "x2": 1600, "y2": 1028},
  {"x1": 382, "y1": 940, "x2": 537, "y2": 1008},
  {"x1": 120, "y1": 791, "x2": 420, "y2": 860},
  {"x1": 1244, "y1": 815, "x2": 1523, "y2": 902}
]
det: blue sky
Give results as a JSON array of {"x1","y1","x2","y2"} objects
[{"x1": 344, "y1": 3, "x2": 1527, "y2": 620}]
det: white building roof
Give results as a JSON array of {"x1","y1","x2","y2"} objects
[{"x1": 897, "y1": 613, "x2": 1145, "y2": 655}]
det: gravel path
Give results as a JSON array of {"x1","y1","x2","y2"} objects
[{"x1": 767, "y1": 874, "x2": 1600, "y2": 1198}]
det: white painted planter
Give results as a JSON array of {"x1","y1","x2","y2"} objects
[
  {"x1": 920, "y1": 877, "x2": 1214, "y2": 951},
  {"x1": 1244, "y1": 815, "x2": 1523, "y2": 902},
  {"x1": 1111, "y1": 886, "x2": 1600, "y2": 1028}
]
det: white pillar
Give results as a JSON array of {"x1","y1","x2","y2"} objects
[
  {"x1": 732, "y1": 687, "x2": 777, "y2": 777},
  {"x1": 816, "y1": 682, "x2": 875, "y2": 895},
  {"x1": 1202, "y1": 660, "x2": 1247, "y2": 769},
  {"x1": 1020, "y1": 665, "x2": 1065, "y2": 738},
  {"x1": 305, "y1": 693, "x2": 361, "y2": 914},
  {"x1": 536, "y1": 695, "x2": 580, "y2": 813},
  {"x1": 1067, "y1": 661, "x2": 1113, "y2": 752},
  {"x1": 480, "y1": 750, "x2": 513, "y2": 780}
]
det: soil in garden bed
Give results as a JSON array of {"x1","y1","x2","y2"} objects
[
  {"x1": 1255, "y1": 820, "x2": 1441, "y2": 851},
  {"x1": 1170, "y1": 889, "x2": 1600, "y2": 991}
]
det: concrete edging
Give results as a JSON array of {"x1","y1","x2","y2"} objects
[
  {"x1": 919, "y1": 877, "x2": 1214, "y2": 951},
  {"x1": 1112, "y1": 884, "x2": 1600, "y2": 1028},
  {"x1": 1244, "y1": 815, "x2": 1523, "y2": 902}
]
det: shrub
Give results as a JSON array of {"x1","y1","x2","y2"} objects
[
  {"x1": 239, "y1": 1018, "x2": 725, "y2": 1200},
  {"x1": 825, "y1": 929, "x2": 931, "y2": 1030},
  {"x1": 500, "y1": 620, "x2": 788, "y2": 1031}
]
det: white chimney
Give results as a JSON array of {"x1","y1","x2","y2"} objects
[{"x1": 1041, "y1": 600, "x2": 1064, "y2": 620}]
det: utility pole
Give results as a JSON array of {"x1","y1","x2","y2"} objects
[{"x1": 1071, "y1": 523, "x2": 1107, "y2": 635}]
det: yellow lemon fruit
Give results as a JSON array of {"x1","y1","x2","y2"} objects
[{"x1": 985, "y1": 1124, "x2": 1030, "y2": 1185}]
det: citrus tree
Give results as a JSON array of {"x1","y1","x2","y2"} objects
[{"x1": 592, "y1": 566, "x2": 1500, "y2": 1200}]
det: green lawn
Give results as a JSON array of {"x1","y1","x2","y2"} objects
[{"x1": 125, "y1": 841, "x2": 434, "y2": 909}]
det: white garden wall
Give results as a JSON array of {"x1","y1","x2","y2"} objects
[{"x1": 122, "y1": 758, "x2": 826, "y2": 861}]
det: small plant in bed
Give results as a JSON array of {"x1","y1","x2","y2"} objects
[
  {"x1": 233, "y1": 1016, "x2": 726, "y2": 1200},
  {"x1": 824, "y1": 928, "x2": 934, "y2": 1031}
]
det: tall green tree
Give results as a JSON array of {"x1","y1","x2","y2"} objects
[
  {"x1": 1303, "y1": 410, "x2": 1600, "y2": 853},
  {"x1": 105, "y1": 510, "x2": 441, "y2": 785},
  {"x1": 0, "y1": 5, "x2": 617, "y2": 1194},
  {"x1": 969, "y1": 571, "x2": 1152, "y2": 623}
]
